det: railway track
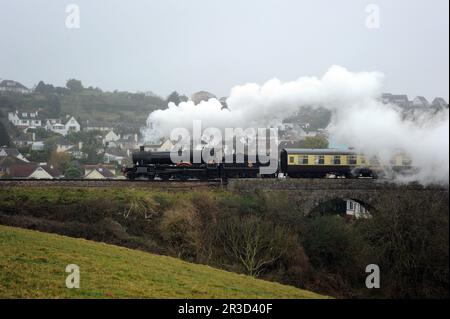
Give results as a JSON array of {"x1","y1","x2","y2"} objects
[
  {"x1": 0, "y1": 178, "x2": 444, "y2": 191},
  {"x1": 0, "y1": 179, "x2": 226, "y2": 189}
]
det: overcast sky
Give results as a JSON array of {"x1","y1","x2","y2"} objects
[{"x1": 0, "y1": 0, "x2": 448, "y2": 100}]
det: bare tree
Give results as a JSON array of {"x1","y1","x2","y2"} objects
[{"x1": 220, "y1": 215, "x2": 288, "y2": 277}]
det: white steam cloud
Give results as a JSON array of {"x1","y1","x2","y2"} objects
[{"x1": 143, "y1": 65, "x2": 449, "y2": 185}]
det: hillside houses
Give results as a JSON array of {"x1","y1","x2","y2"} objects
[
  {"x1": 381, "y1": 93, "x2": 448, "y2": 109},
  {"x1": 0, "y1": 80, "x2": 31, "y2": 94},
  {"x1": 0, "y1": 146, "x2": 122, "y2": 179},
  {"x1": 8, "y1": 111, "x2": 81, "y2": 136},
  {"x1": 0, "y1": 146, "x2": 61, "y2": 179},
  {"x1": 381, "y1": 93, "x2": 410, "y2": 108},
  {"x1": 7, "y1": 164, "x2": 62, "y2": 179},
  {"x1": 8, "y1": 111, "x2": 42, "y2": 129}
]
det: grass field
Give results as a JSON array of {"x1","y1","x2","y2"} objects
[{"x1": 0, "y1": 225, "x2": 326, "y2": 299}]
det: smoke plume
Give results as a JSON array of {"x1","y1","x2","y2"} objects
[{"x1": 143, "y1": 65, "x2": 449, "y2": 185}]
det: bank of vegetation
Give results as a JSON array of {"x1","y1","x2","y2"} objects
[{"x1": 0, "y1": 187, "x2": 447, "y2": 298}]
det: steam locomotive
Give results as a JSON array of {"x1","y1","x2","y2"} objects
[{"x1": 123, "y1": 146, "x2": 412, "y2": 180}]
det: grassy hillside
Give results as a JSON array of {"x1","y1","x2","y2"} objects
[{"x1": 0, "y1": 225, "x2": 326, "y2": 299}]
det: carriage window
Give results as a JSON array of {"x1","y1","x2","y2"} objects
[
  {"x1": 315, "y1": 155, "x2": 325, "y2": 165},
  {"x1": 360, "y1": 156, "x2": 366, "y2": 165},
  {"x1": 289, "y1": 156, "x2": 295, "y2": 164},
  {"x1": 333, "y1": 155, "x2": 341, "y2": 165},
  {"x1": 300, "y1": 155, "x2": 309, "y2": 165},
  {"x1": 348, "y1": 155, "x2": 357, "y2": 165}
]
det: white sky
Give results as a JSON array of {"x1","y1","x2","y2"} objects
[{"x1": 0, "y1": 0, "x2": 448, "y2": 100}]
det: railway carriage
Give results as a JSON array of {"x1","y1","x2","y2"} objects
[{"x1": 280, "y1": 148, "x2": 375, "y2": 178}]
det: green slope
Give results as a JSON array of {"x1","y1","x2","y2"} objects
[{"x1": 0, "y1": 225, "x2": 326, "y2": 299}]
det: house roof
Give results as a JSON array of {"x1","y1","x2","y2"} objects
[
  {"x1": 10, "y1": 110, "x2": 43, "y2": 120},
  {"x1": 7, "y1": 164, "x2": 61, "y2": 178},
  {"x1": 40, "y1": 165, "x2": 62, "y2": 177},
  {"x1": 390, "y1": 94, "x2": 409, "y2": 102},
  {"x1": 415, "y1": 96, "x2": 428, "y2": 102},
  {"x1": 7, "y1": 164, "x2": 37, "y2": 178},
  {"x1": 431, "y1": 97, "x2": 448, "y2": 107},
  {"x1": 0, "y1": 155, "x2": 27, "y2": 169},
  {"x1": 0, "y1": 147, "x2": 20, "y2": 157},
  {"x1": 414, "y1": 96, "x2": 429, "y2": 105},
  {"x1": 65, "y1": 116, "x2": 77, "y2": 123}
]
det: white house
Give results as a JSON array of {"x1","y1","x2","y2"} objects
[
  {"x1": 8, "y1": 110, "x2": 42, "y2": 129},
  {"x1": 84, "y1": 164, "x2": 116, "y2": 179},
  {"x1": 46, "y1": 116, "x2": 80, "y2": 136},
  {"x1": 45, "y1": 118, "x2": 62, "y2": 130},
  {"x1": 103, "y1": 131, "x2": 121, "y2": 147},
  {"x1": 345, "y1": 199, "x2": 371, "y2": 219},
  {"x1": 55, "y1": 137, "x2": 75, "y2": 153},
  {"x1": 65, "y1": 116, "x2": 81, "y2": 133}
]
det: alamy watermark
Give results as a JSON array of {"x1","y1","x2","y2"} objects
[
  {"x1": 66, "y1": 264, "x2": 80, "y2": 289},
  {"x1": 169, "y1": 121, "x2": 279, "y2": 174},
  {"x1": 365, "y1": 4, "x2": 380, "y2": 29},
  {"x1": 65, "y1": 4, "x2": 80, "y2": 29},
  {"x1": 365, "y1": 264, "x2": 380, "y2": 289}
]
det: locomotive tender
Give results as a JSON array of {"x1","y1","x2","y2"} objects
[{"x1": 123, "y1": 146, "x2": 412, "y2": 180}]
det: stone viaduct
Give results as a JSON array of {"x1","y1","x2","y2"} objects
[{"x1": 227, "y1": 179, "x2": 449, "y2": 215}]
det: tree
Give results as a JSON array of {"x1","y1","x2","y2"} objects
[
  {"x1": 298, "y1": 136, "x2": 329, "y2": 149},
  {"x1": 35, "y1": 81, "x2": 55, "y2": 95},
  {"x1": 220, "y1": 215, "x2": 290, "y2": 277},
  {"x1": 49, "y1": 151, "x2": 71, "y2": 173},
  {"x1": 0, "y1": 122, "x2": 11, "y2": 147},
  {"x1": 65, "y1": 163, "x2": 83, "y2": 179},
  {"x1": 66, "y1": 79, "x2": 84, "y2": 93},
  {"x1": 48, "y1": 95, "x2": 61, "y2": 117},
  {"x1": 166, "y1": 91, "x2": 181, "y2": 105}
]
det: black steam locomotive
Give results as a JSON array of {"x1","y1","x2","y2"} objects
[
  {"x1": 122, "y1": 146, "x2": 411, "y2": 180},
  {"x1": 123, "y1": 146, "x2": 276, "y2": 180}
]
